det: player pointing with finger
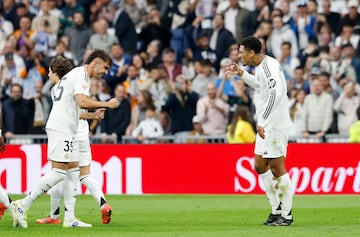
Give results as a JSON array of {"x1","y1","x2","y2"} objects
[{"x1": 226, "y1": 36, "x2": 294, "y2": 226}]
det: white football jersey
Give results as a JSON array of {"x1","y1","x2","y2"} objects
[
  {"x1": 76, "y1": 112, "x2": 90, "y2": 141},
  {"x1": 242, "y1": 56, "x2": 292, "y2": 130},
  {"x1": 46, "y1": 66, "x2": 90, "y2": 135}
]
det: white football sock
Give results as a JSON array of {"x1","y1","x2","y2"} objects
[
  {"x1": 0, "y1": 185, "x2": 11, "y2": 207},
  {"x1": 277, "y1": 173, "x2": 294, "y2": 218},
  {"x1": 259, "y1": 169, "x2": 281, "y2": 214},
  {"x1": 48, "y1": 180, "x2": 64, "y2": 219},
  {"x1": 80, "y1": 175, "x2": 106, "y2": 208},
  {"x1": 63, "y1": 167, "x2": 79, "y2": 221},
  {"x1": 23, "y1": 168, "x2": 66, "y2": 208}
]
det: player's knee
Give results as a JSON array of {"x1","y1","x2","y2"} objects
[{"x1": 254, "y1": 164, "x2": 268, "y2": 174}]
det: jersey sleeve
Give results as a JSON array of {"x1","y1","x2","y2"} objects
[
  {"x1": 257, "y1": 59, "x2": 286, "y2": 128},
  {"x1": 73, "y1": 70, "x2": 90, "y2": 97}
]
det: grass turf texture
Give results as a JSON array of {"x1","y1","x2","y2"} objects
[{"x1": 0, "y1": 195, "x2": 359, "y2": 237}]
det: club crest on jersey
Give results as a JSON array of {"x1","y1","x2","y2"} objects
[{"x1": 268, "y1": 78, "x2": 276, "y2": 89}]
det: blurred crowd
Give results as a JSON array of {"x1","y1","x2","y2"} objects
[{"x1": 1, "y1": 0, "x2": 360, "y2": 143}]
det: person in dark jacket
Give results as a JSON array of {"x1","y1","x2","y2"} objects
[
  {"x1": 2, "y1": 83, "x2": 34, "y2": 140},
  {"x1": 101, "y1": 84, "x2": 131, "y2": 143},
  {"x1": 162, "y1": 75, "x2": 198, "y2": 134}
]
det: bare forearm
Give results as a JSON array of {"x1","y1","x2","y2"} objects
[{"x1": 80, "y1": 112, "x2": 97, "y2": 120}]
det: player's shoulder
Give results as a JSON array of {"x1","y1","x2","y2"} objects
[
  {"x1": 264, "y1": 55, "x2": 280, "y2": 66},
  {"x1": 64, "y1": 66, "x2": 86, "y2": 79}
]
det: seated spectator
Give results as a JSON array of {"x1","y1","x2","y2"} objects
[
  {"x1": 158, "y1": 47, "x2": 182, "y2": 82},
  {"x1": 196, "y1": 82, "x2": 230, "y2": 136},
  {"x1": 288, "y1": 89, "x2": 306, "y2": 137},
  {"x1": 101, "y1": 84, "x2": 131, "y2": 143},
  {"x1": 131, "y1": 104, "x2": 164, "y2": 143},
  {"x1": 86, "y1": 18, "x2": 118, "y2": 55},
  {"x1": 287, "y1": 66, "x2": 310, "y2": 95},
  {"x1": 226, "y1": 105, "x2": 255, "y2": 144},
  {"x1": 126, "y1": 89, "x2": 155, "y2": 136},
  {"x1": 187, "y1": 115, "x2": 206, "y2": 144},
  {"x1": 349, "y1": 106, "x2": 360, "y2": 143},
  {"x1": 122, "y1": 64, "x2": 144, "y2": 109},
  {"x1": 191, "y1": 59, "x2": 217, "y2": 97},
  {"x1": 159, "y1": 111, "x2": 171, "y2": 136},
  {"x1": 141, "y1": 66, "x2": 171, "y2": 111},
  {"x1": 300, "y1": 79, "x2": 333, "y2": 141},
  {"x1": 277, "y1": 41, "x2": 300, "y2": 81},
  {"x1": 30, "y1": 80, "x2": 50, "y2": 134},
  {"x1": 333, "y1": 81, "x2": 360, "y2": 134}
]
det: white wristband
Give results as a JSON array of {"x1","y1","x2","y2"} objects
[{"x1": 0, "y1": 129, "x2": 2, "y2": 136}]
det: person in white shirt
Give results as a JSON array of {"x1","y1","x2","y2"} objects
[
  {"x1": 132, "y1": 104, "x2": 164, "y2": 143},
  {"x1": 13, "y1": 51, "x2": 120, "y2": 228},
  {"x1": 226, "y1": 36, "x2": 293, "y2": 226}
]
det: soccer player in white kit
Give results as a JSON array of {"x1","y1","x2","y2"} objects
[
  {"x1": 13, "y1": 51, "x2": 119, "y2": 228},
  {"x1": 226, "y1": 36, "x2": 294, "y2": 226}
]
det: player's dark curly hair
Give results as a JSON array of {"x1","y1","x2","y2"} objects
[
  {"x1": 84, "y1": 49, "x2": 112, "y2": 66},
  {"x1": 49, "y1": 56, "x2": 74, "y2": 79},
  {"x1": 240, "y1": 36, "x2": 262, "y2": 54}
]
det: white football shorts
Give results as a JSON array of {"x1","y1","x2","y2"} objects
[
  {"x1": 72, "y1": 139, "x2": 92, "y2": 167},
  {"x1": 254, "y1": 128, "x2": 290, "y2": 158},
  {"x1": 46, "y1": 129, "x2": 75, "y2": 162}
]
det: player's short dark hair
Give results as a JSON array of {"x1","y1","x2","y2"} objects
[
  {"x1": 84, "y1": 49, "x2": 112, "y2": 66},
  {"x1": 281, "y1": 41, "x2": 292, "y2": 48},
  {"x1": 50, "y1": 56, "x2": 74, "y2": 79},
  {"x1": 240, "y1": 36, "x2": 262, "y2": 54}
]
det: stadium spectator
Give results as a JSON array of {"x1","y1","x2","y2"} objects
[
  {"x1": 269, "y1": 15, "x2": 298, "y2": 60},
  {"x1": 349, "y1": 106, "x2": 360, "y2": 143},
  {"x1": 208, "y1": 13, "x2": 236, "y2": 71},
  {"x1": 13, "y1": 15, "x2": 35, "y2": 58},
  {"x1": 289, "y1": 2, "x2": 316, "y2": 51},
  {"x1": 216, "y1": 58, "x2": 251, "y2": 122},
  {"x1": 122, "y1": 64, "x2": 144, "y2": 108},
  {"x1": 243, "y1": 0, "x2": 270, "y2": 37},
  {"x1": 221, "y1": 0, "x2": 249, "y2": 44},
  {"x1": 122, "y1": 0, "x2": 144, "y2": 31},
  {"x1": 141, "y1": 66, "x2": 171, "y2": 112},
  {"x1": 187, "y1": 115, "x2": 206, "y2": 144},
  {"x1": 318, "y1": 71, "x2": 339, "y2": 102},
  {"x1": 64, "y1": 11, "x2": 92, "y2": 66},
  {"x1": 191, "y1": 59, "x2": 217, "y2": 97},
  {"x1": 131, "y1": 53, "x2": 150, "y2": 82},
  {"x1": 0, "y1": 52, "x2": 25, "y2": 100},
  {"x1": 103, "y1": 43, "x2": 131, "y2": 95},
  {"x1": 61, "y1": 0, "x2": 85, "y2": 25},
  {"x1": 226, "y1": 105, "x2": 255, "y2": 144},
  {"x1": 0, "y1": 0, "x2": 17, "y2": 27},
  {"x1": 315, "y1": 0, "x2": 341, "y2": 36},
  {"x1": 21, "y1": 53, "x2": 45, "y2": 99},
  {"x1": 126, "y1": 89, "x2": 155, "y2": 136},
  {"x1": 86, "y1": 18, "x2": 118, "y2": 55},
  {"x1": 191, "y1": 31, "x2": 217, "y2": 65},
  {"x1": 162, "y1": 74, "x2": 199, "y2": 134},
  {"x1": 288, "y1": 66, "x2": 310, "y2": 94},
  {"x1": 277, "y1": 41, "x2": 300, "y2": 81},
  {"x1": 0, "y1": 13, "x2": 14, "y2": 52},
  {"x1": 158, "y1": 47, "x2": 182, "y2": 82},
  {"x1": 131, "y1": 104, "x2": 163, "y2": 144},
  {"x1": 29, "y1": 80, "x2": 50, "y2": 134},
  {"x1": 337, "y1": 0, "x2": 360, "y2": 35},
  {"x1": 196, "y1": 82, "x2": 230, "y2": 135},
  {"x1": 159, "y1": 111, "x2": 171, "y2": 136},
  {"x1": 144, "y1": 39, "x2": 162, "y2": 70},
  {"x1": 2, "y1": 83, "x2": 34, "y2": 140},
  {"x1": 110, "y1": 3, "x2": 138, "y2": 55},
  {"x1": 288, "y1": 88, "x2": 306, "y2": 137},
  {"x1": 334, "y1": 22, "x2": 360, "y2": 49},
  {"x1": 139, "y1": 8, "x2": 171, "y2": 51},
  {"x1": 31, "y1": 0, "x2": 60, "y2": 36},
  {"x1": 333, "y1": 81, "x2": 360, "y2": 134},
  {"x1": 101, "y1": 84, "x2": 131, "y2": 143},
  {"x1": 341, "y1": 43, "x2": 360, "y2": 84},
  {"x1": 252, "y1": 20, "x2": 272, "y2": 42},
  {"x1": 300, "y1": 79, "x2": 333, "y2": 141}
]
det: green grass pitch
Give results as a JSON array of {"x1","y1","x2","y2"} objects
[{"x1": 1, "y1": 195, "x2": 359, "y2": 237}]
